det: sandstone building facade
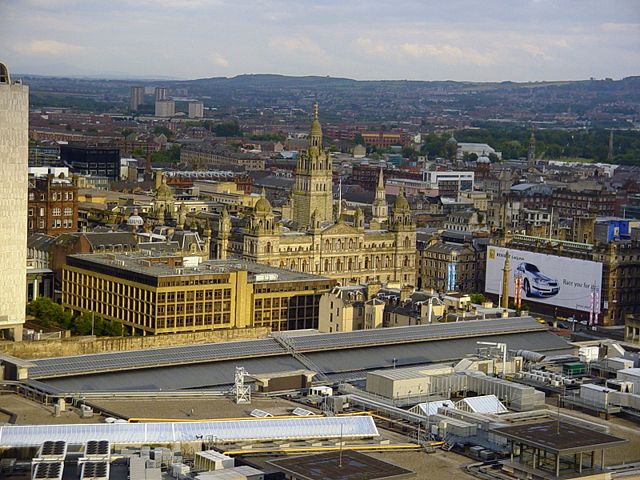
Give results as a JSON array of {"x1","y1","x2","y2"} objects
[{"x1": 210, "y1": 104, "x2": 417, "y2": 287}]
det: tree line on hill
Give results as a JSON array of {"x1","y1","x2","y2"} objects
[{"x1": 420, "y1": 127, "x2": 640, "y2": 165}]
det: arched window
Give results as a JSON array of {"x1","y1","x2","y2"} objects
[
  {"x1": 403, "y1": 256, "x2": 410, "y2": 267},
  {"x1": 324, "y1": 259, "x2": 330, "y2": 272},
  {"x1": 348, "y1": 258, "x2": 353, "y2": 270},
  {"x1": 364, "y1": 257, "x2": 369, "y2": 269}
]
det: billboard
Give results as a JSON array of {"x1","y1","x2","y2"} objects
[{"x1": 485, "y1": 246, "x2": 602, "y2": 313}]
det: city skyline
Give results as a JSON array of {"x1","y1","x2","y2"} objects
[{"x1": 1, "y1": 0, "x2": 638, "y2": 82}]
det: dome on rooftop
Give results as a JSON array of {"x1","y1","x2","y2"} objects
[
  {"x1": 393, "y1": 188, "x2": 410, "y2": 212},
  {"x1": 254, "y1": 189, "x2": 272, "y2": 215},
  {"x1": 127, "y1": 208, "x2": 144, "y2": 226}
]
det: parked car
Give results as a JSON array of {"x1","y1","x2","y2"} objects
[{"x1": 516, "y1": 262, "x2": 560, "y2": 298}]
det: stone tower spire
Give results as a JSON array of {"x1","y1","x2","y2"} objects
[
  {"x1": 371, "y1": 168, "x2": 388, "y2": 228},
  {"x1": 291, "y1": 101, "x2": 333, "y2": 229},
  {"x1": 309, "y1": 101, "x2": 322, "y2": 148},
  {"x1": 527, "y1": 129, "x2": 536, "y2": 166}
]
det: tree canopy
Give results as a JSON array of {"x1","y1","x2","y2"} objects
[{"x1": 27, "y1": 297, "x2": 124, "y2": 336}]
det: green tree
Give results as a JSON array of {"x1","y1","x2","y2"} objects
[
  {"x1": 402, "y1": 145, "x2": 417, "y2": 160},
  {"x1": 470, "y1": 293, "x2": 486, "y2": 304},
  {"x1": 27, "y1": 297, "x2": 72, "y2": 328},
  {"x1": 151, "y1": 144, "x2": 181, "y2": 164},
  {"x1": 354, "y1": 132, "x2": 364, "y2": 145},
  {"x1": 26, "y1": 298, "x2": 126, "y2": 336},
  {"x1": 442, "y1": 141, "x2": 457, "y2": 161},
  {"x1": 153, "y1": 126, "x2": 174, "y2": 138},
  {"x1": 214, "y1": 121, "x2": 242, "y2": 137}
]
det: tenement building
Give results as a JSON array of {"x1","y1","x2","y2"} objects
[
  {"x1": 62, "y1": 253, "x2": 335, "y2": 335},
  {"x1": 28, "y1": 172, "x2": 78, "y2": 235},
  {"x1": 209, "y1": 103, "x2": 417, "y2": 286},
  {"x1": 0, "y1": 62, "x2": 28, "y2": 340},
  {"x1": 416, "y1": 230, "x2": 488, "y2": 293}
]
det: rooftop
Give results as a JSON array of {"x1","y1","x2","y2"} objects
[
  {"x1": 67, "y1": 253, "x2": 330, "y2": 283},
  {"x1": 0, "y1": 416, "x2": 378, "y2": 448},
  {"x1": 268, "y1": 450, "x2": 414, "y2": 480},
  {"x1": 28, "y1": 317, "x2": 570, "y2": 388},
  {"x1": 491, "y1": 421, "x2": 627, "y2": 454}
]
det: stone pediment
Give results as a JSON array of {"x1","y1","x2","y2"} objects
[{"x1": 321, "y1": 221, "x2": 360, "y2": 236}]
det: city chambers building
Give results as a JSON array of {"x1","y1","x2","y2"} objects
[
  {"x1": 210, "y1": 103, "x2": 417, "y2": 287},
  {"x1": 62, "y1": 253, "x2": 334, "y2": 335}
]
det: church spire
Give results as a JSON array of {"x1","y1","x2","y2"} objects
[
  {"x1": 527, "y1": 129, "x2": 536, "y2": 166},
  {"x1": 376, "y1": 167, "x2": 384, "y2": 192},
  {"x1": 371, "y1": 168, "x2": 388, "y2": 228}
]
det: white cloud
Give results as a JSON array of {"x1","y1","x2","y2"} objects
[
  {"x1": 268, "y1": 36, "x2": 331, "y2": 65},
  {"x1": 16, "y1": 39, "x2": 85, "y2": 56},
  {"x1": 209, "y1": 52, "x2": 229, "y2": 68},
  {"x1": 354, "y1": 37, "x2": 390, "y2": 56},
  {"x1": 400, "y1": 42, "x2": 496, "y2": 66},
  {"x1": 601, "y1": 22, "x2": 640, "y2": 33}
]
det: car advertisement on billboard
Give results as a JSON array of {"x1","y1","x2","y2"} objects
[{"x1": 485, "y1": 246, "x2": 602, "y2": 313}]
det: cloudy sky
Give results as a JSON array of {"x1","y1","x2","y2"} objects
[{"x1": 1, "y1": 0, "x2": 639, "y2": 81}]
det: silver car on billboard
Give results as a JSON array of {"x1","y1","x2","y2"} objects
[{"x1": 516, "y1": 262, "x2": 560, "y2": 298}]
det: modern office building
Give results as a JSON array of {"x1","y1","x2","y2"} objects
[
  {"x1": 28, "y1": 141, "x2": 61, "y2": 167},
  {"x1": 129, "y1": 86, "x2": 144, "y2": 111},
  {"x1": 422, "y1": 171, "x2": 475, "y2": 197},
  {"x1": 61, "y1": 254, "x2": 335, "y2": 335},
  {"x1": 60, "y1": 143, "x2": 120, "y2": 179},
  {"x1": 188, "y1": 101, "x2": 204, "y2": 119},
  {"x1": 0, "y1": 62, "x2": 28, "y2": 340}
]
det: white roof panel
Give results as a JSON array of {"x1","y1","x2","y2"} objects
[
  {"x1": 0, "y1": 416, "x2": 378, "y2": 447},
  {"x1": 411, "y1": 400, "x2": 456, "y2": 416},
  {"x1": 459, "y1": 395, "x2": 507, "y2": 414}
]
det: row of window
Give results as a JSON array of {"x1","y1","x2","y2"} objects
[
  {"x1": 157, "y1": 289, "x2": 232, "y2": 302},
  {"x1": 28, "y1": 191, "x2": 74, "y2": 201},
  {"x1": 29, "y1": 218, "x2": 74, "y2": 230},
  {"x1": 28, "y1": 207, "x2": 73, "y2": 217}
]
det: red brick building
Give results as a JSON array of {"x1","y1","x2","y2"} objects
[
  {"x1": 28, "y1": 173, "x2": 78, "y2": 236},
  {"x1": 361, "y1": 131, "x2": 406, "y2": 148}
]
